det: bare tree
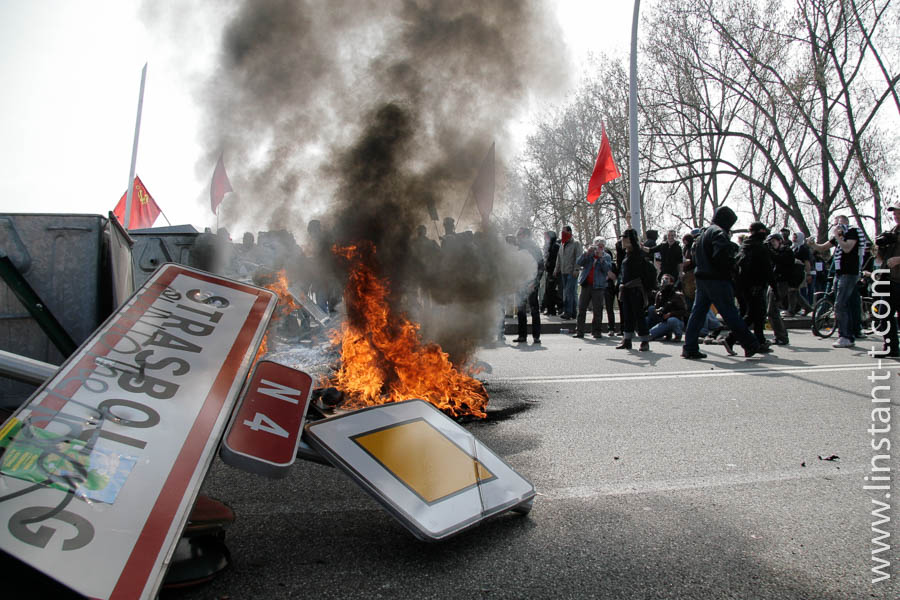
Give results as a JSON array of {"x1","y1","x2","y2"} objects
[{"x1": 520, "y1": 0, "x2": 898, "y2": 242}]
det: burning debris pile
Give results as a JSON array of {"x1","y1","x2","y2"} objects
[{"x1": 250, "y1": 268, "x2": 300, "y2": 358}]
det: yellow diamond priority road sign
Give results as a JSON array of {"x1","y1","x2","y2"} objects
[{"x1": 304, "y1": 399, "x2": 535, "y2": 541}]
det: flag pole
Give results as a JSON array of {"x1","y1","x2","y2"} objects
[
  {"x1": 455, "y1": 188, "x2": 473, "y2": 229},
  {"x1": 628, "y1": 1, "x2": 642, "y2": 236},
  {"x1": 124, "y1": 63, "x2": 148, "y2": 230}
]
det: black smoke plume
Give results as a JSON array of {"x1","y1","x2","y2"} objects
[{"x1": 144, "y1": 0, "x2": 568, "y2": 363}]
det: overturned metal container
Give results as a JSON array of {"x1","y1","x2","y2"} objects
[{"x1": 0, "y1": 213, "x2": 114, "y2": 408}]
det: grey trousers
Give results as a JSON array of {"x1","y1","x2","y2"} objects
[{"x1": 767, "y1": 284, "x2": 789, "y2": 342}]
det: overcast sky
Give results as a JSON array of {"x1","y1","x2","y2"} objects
[{"x1": 0, "y1": 1, "x2": 639, "y2": 233}]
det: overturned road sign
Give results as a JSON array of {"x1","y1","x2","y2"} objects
[
  {"x1": 304, "y1": 399, "x2": 535, "y2": 541},
  {"x1": 0, "y1": 263, "x2": 276, "y2": 599},
  {"x1": 220, "y1": 360, "x2": 312, "y2": 478}
]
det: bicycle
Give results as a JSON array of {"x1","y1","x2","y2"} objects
[{"x1": 811, "y1": 277, "x2": 876, "y2": 338}]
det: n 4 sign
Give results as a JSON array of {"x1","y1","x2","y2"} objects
[{"x1": 220, "y1": 361, "x2": 312, "y2": 478}]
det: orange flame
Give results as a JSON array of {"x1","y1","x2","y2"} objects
[
  {"x1": 254, "y1": 332, "x2": 269, "y2": 364},
  {"x1": 254, "y1": 269, "x2": 299, "y2": 363},
  {"x1": 326, "y1": 242, "x2": 487, "y2": 419},
  {"x1": 259, "y1": 269, "x2": 300, "y2": 319}
]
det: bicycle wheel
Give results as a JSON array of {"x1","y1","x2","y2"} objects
[
  {"x1": 812, "y1": 298, "x2": 836, "y2": 338},
  {"x1": 861, "y1": 296, "x2": 886, "y2": 335}
]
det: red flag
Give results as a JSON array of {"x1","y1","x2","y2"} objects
[
  {"x1": 210, "y1": 153, "x2": 233, "y2": 214},
  {"x1": 113, "y1": 175, "x2": 161, "y2": 229},
  {"x1": 473, "y1": 141, "x2": 495, "y2": 224},
  {"x1": 586, "y1": 125, "x2": 621, "y2": 204}
]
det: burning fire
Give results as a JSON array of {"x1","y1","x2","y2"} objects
[
  {"x1": 255, "y1": 269, "x2": 301, "y2": 360},
  {"x1": 326, "y1": 242, "x2": 488, "y2": 419}
]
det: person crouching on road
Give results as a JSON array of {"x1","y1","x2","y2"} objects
[
  {"x1": 681, "y1": 206, "x2": 763, "y2": 359},
  {"x1": 616, "y1": 229, "x2": 654, "y2": 351},
  {"x1": 573, "y1": 236, "x2": 612, "y2": 339},
  {"x1": 648, "y1": 274, "x2": 688, "y2": 342}
]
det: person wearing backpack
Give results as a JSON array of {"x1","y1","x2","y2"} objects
[
  {"x1": 681, "y1": 207, "x2": 763, "y2": 359},
  {"x1": 616, "y1": 228, "x2": 655, "y2": 351}
]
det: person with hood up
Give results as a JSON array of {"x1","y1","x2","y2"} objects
[
  {"x1": 721, "y1": 222, "x2": 774, "y2": 355},
  {"x1": 616, "y1": 228, "x2": 654, "y2": 351},
  {"x1": 541, "y1": 230, "x2": 562, "y2": 315},
  {"x1": 554, "y1": 225, "x2": 582, "y2": 319},
  {"x1": 766, "y1": 233, "x2": 793, "y2": 345},
  {"x1": 682, "y1": 207, "x2": 763, "y2": 359},
  {"x1": 572, "y1": 236, "x2": 612, "y2": 338}
]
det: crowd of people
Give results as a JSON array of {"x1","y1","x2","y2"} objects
[
  {"x1": 523, "y1": 205, "x2": 900, "y2": 359},
  {"x1": 224, "y1": 208, "x2": 900, "y2": 361}
]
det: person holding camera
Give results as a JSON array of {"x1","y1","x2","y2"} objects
[
  {"x1": 647, "y1": 274, "x2": 688, "y2": 342},
  {"x1": 572, "y1": 236, "x2": 612, "y2": 339},
  {"x1": 807, "y1": 216, "x2": 861, "y2": 348}
]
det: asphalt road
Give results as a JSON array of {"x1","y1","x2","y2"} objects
[{"x1": 166, "y1": 330, "x2": 899, "y2": 599}]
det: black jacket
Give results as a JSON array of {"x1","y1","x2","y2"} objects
[
  {"x1": 544, "y1": 232, "x2": 560, "y2": 277},
  {"x1": 735, "y1": 232, "x2": 772, "y2": 287},
  {"x1": 695, "y1": 207, "x2": 739, "y2": 281},
  {"x1": 771, "y1": 245, "x2": 795, "y2": 283},
  {"x1": 653, "y1": 286, "x2": 688, "y2": 321}
]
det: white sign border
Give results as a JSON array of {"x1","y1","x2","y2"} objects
[
  {"x1": 304, "y1": 399, "x2": 535, "y2": 541},
  {"x1": 0, "y1": 263, "x2": 277, "y2": 599}
]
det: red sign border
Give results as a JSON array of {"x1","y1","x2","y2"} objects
[
  {"x1": 110, "y1": 264, "x2": 275, "y2": 599},
  {"x1": 0, "y1": 263, "x2": 276, "y2": 600}
]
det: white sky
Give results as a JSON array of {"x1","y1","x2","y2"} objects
[{"x1": 0, "y1": 1, "x2": 637, "y2": 232}]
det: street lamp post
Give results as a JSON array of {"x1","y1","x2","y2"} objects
[{"x1": 628, "y1": 0, "x2": 642, "y2": 236}]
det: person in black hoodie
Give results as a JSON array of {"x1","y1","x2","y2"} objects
[
  {"x1": 766, "y1": 233, "x2": 793, "y2": 345},
  {"x1": 541, "y1": 230, "x2": 562, "y2": 315},
  {"x1": 682, "y1": 207, "x2": 763, "y2": 359},
  {"x1": 722, "y1": 222, "x2": 774, "y2": 355}
]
